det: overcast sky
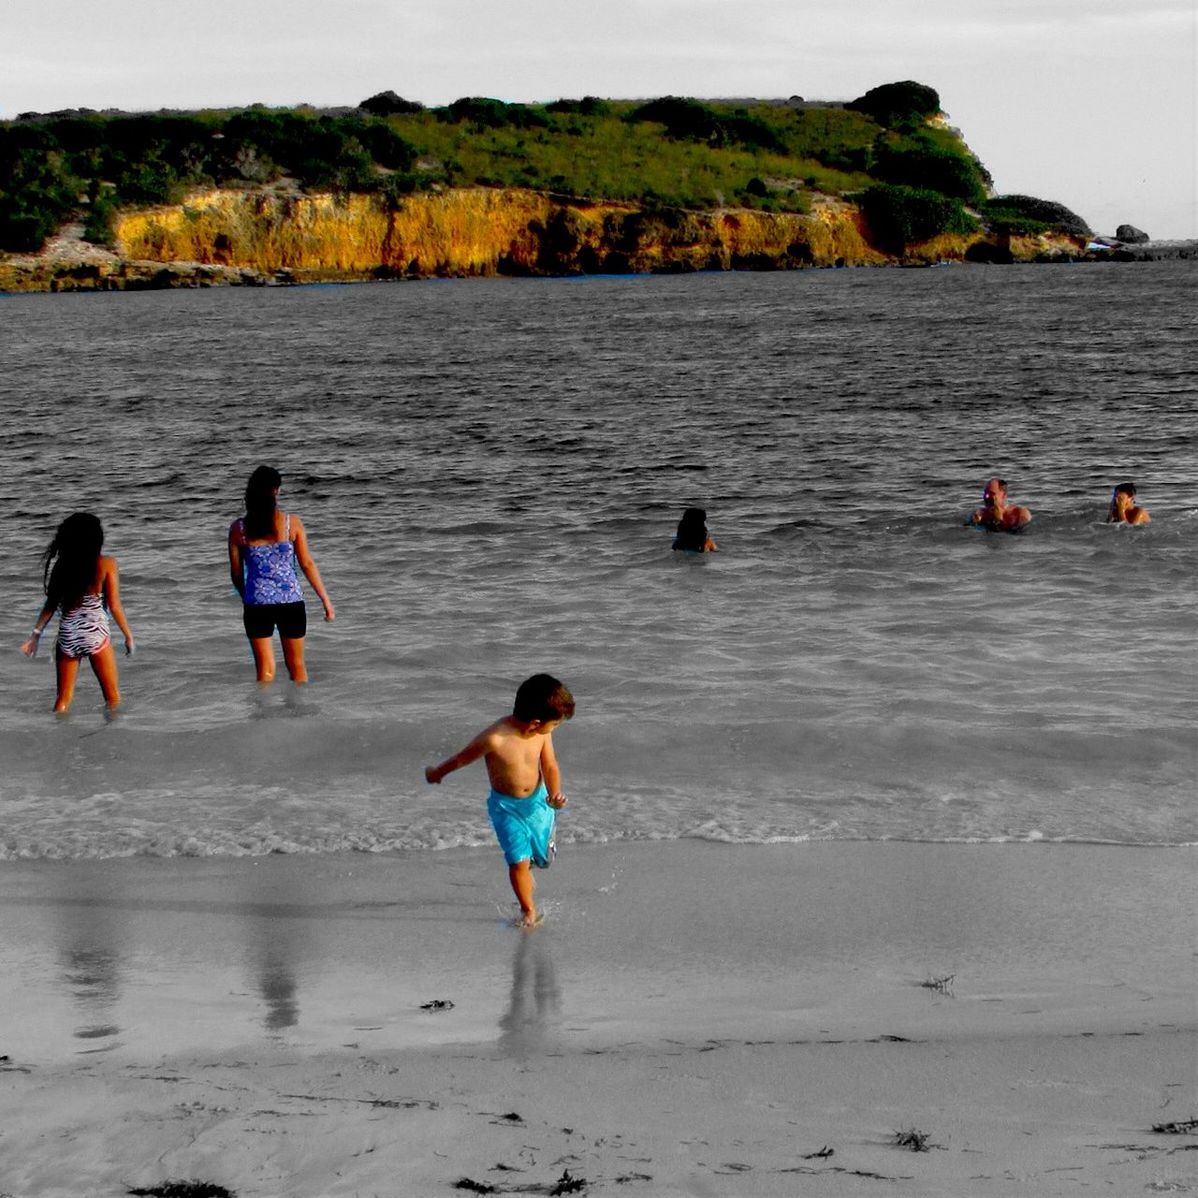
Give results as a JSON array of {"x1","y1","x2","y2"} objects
[{"x1": 2, "y1": 0, "x2": 1194, "y2": 239}]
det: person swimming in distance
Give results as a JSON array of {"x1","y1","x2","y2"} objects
[
  {"x1": 967, "y1": 478, "x2": 1032, "y2": 532},
  {"x1": 672, "y1": 507, "x2": 718, "y2": 552},
  {"x1": 1107, "y1": 482, "x2": 1150, "y2": 525}
]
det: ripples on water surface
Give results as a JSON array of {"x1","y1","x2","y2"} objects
[{"x1": 1, "y1": 263, "x2": 1195, "y2": 856}]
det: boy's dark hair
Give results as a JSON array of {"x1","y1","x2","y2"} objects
[{"x1": 513, "y1": 673, "x2": 575, "y2": 723}]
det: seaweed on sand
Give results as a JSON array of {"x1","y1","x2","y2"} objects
[
  {"x1": 127, "y1": 1184, "x2": 235, "y2": 1198},
  {"x1": 893, "y1": 1128, "x2": 934, "y2": 1152},
  {"x1": 1153, "y1": 1118, "x2": 1198, "y2": 1135},
  {"x1": 452, "y1": 1170, "x2": 588, "y2": 1195},
  {"x1": 918, "y1": 974, "x2": 955, "y2": 993}
]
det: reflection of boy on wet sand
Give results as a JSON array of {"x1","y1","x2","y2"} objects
[
  {"x1": 426, "y1": 674, "x2": 575, "y2": 928},
  {"x1": 968, "y1": 477, "x2": 1032, "y2": 531},
  {"x1": 498, "y1": 934, "x2": 562, "y2": 1057}
]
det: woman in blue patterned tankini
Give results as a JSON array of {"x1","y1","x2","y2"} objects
[{"x1": 228, "y1": 465, "x2": 335, "y2": 683}]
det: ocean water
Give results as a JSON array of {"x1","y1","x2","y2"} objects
[{"x1": 1, "y1": 263, "x2": 1195, "y2": 859}]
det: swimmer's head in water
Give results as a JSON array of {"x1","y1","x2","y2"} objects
[
  {"x1": 674, "y1": 507, "x2": 711, "y2": 550},
  {"x1": 982, "y1": 478, "x2": 1007, "y2": 505},
  {"x1": 1110, "y1": 482, "x2": 1138, "y2": 516}
]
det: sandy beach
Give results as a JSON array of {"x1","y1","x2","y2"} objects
[{"x1": 1, "y1": 841, "x2": 1194, "y2": 1196}]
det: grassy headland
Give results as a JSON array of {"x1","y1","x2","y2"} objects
[{"x1": 0, "y1": 81, "x2": 1097, "y2": 289}]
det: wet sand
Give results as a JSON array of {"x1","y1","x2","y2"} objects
[{"x1": 1, "y1": 841, "x2": 1194, "y2": 1196}]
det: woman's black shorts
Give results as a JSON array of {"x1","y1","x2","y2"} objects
[{"x1": 243, "y1": 601, "x2": 307, "y2": 640}]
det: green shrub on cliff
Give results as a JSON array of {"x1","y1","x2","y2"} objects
[
  {"x1": 847, "y1": 81, "x2": 940, "y2": 129},
  {"x1": 979, "y1": 194, "x2": 1090, "y2": 237},
  {"x1": 219, "y1": 111, "x2": 414, "y2": 191},
  {"x1": 545, "y1": 97, "x2": 611, "y2": 117},
  {"x1": 0, "y1": 126, "x2": 79, "y2": 251},
  {"x1": 438, "y1": 98, "x2": 549, "y2": 130},
  {"x1": 858, "y1": 183, "x2": 977, "y2": 252},
  {"x1": 359, "y1": 91, "x2": 424, "y2": 116},
  {"x1": 112, "y1": 154, "x2": 189, "y2": 205},
  {"x1": 625, "y1": 97, "x2": 786, "y2": 153},
  {"x1": 872, "y1": 131, "x2": 987, "y2": 203},
  {"x1": 82, "y1": 189, "x2": 118, "y2": 246}
]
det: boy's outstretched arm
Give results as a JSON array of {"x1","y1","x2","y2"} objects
[
  {"x1": 425, "y1": 728, "x2": 493, "y2": 785},
  {"x1": 541, "y1": 735, "x2": 567, "y2": 809}
]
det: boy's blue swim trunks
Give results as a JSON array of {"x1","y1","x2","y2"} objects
[{"x1": 487, "y1": 782, "x2": 555, "y2": 868}]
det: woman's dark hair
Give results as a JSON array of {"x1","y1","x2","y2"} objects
[
  {"x1": 244, "y1": 465, "x2": 282, "y2": 539},
  {"x1": 1114, "y1": 482, "x2": 1136, "y2": 498},
  {"x1": 43, "y1": 512, "x2": 104, "y2": 612},
  {"x1": 673, "y1": 507, "x2": 709, "y2": 551},
  {"x1": 513, "y1": 673, "x2": 576, "y2": 723}
]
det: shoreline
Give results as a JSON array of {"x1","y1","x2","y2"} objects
[
  {"x1": 2, "y1": 246, "x2": 1192, "y2": 295},
  {"x1": 2, "y1": 841, "x2": 1194, "y2": 1195},
  {"x1": 2, "y1": 191, "x2": 1191, "y2": 295}
]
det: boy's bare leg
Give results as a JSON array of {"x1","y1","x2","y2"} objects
[
  {"x1": 88, "y1": 643, "x2": 121, "y2": 708},
  {"x1": 54, "y1": 656, "x2": 80, "y2": 713},
  {"x1": 249, "y1": 637, "x2": 276, "y2": 683},
  {"x1": 508, "y1": 860, "x2": 539, "y2": 925},
  {"x1": 281, "y1": 637, "x2": 308, "y2": 683}
]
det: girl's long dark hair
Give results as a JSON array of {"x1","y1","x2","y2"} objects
[
  {"x1": 244, "y1": 465, "x2": 282, "y2": 539},
  {"x1": 673, "y1": 507, "x2": 709, "y2": 551},
  {"x1": 43, "y1": 512, "x2": 104, "y2": 612}
]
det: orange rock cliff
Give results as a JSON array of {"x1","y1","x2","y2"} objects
[{"x1": 0, "y1": 187, "x2": 1087, "y2": 293}]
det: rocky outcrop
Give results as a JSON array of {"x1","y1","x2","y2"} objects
[
  {"x1": 1115, "y1": 223, "x2": 1150, "y2": 244},
  {"x1": 1105, "y1": 240, "x2": 1198, "y2": 261},
  {"x1": 0, "y1": 186, "x2": 1100, "y2": 292}
]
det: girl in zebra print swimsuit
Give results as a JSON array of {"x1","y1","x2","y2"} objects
[{"x1": 21, "y1": 513, "x2": 135, "y2": 713}]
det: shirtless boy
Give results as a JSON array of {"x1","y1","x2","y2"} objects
[{"x1": 426, "y1": 674, "x2": 575, "y2": 927}]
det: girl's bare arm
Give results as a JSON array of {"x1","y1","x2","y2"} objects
[
  {"x1": 21, "y1": 599, "x2": 57, "y2": 657},
  {"x1": 228, "y1": 521, "x2": 246, "y2": 598},
  {"x1": 102, "y1": 558, "x2": 134, "y2": 650},
  {"x1": 291, "y1": 515, "x2": 335, "y2": 620}
]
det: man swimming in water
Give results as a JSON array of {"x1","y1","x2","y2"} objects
[{"x1": 968, "y1": 477, "x2": 1032, "y2": 532}]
